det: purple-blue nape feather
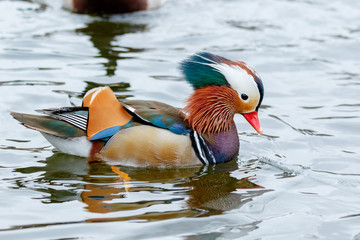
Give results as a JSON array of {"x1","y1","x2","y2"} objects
[{"x1": 180, "y1": 52, "x2": 231, "y2": 89}]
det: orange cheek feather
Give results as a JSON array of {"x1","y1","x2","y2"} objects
[{"x1": 183, "y1": 86, "x2": 240, "y2": 134}]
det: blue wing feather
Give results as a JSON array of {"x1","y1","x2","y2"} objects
[
  {"x1": 123, "y1": 100, "x2": 191, "y2": 135},
  {"x1": 31, "y1": 100, "x2": 191, "y2": 141}
]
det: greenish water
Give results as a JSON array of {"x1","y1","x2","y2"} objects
[{"x1": 0, "y1": 0, "x2": 360, "y2": 239}]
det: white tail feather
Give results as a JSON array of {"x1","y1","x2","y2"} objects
[{"x1": 42, "y1": 133, "x2": 91, "y2": 157}]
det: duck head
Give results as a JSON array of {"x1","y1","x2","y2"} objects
[{"x1": 180, "y1": 52, "x2": 264, "y2": 135}]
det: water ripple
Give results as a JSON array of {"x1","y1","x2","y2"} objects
[
  {"x1": 0, "y1": 80, "x2": 64, "y2": 86},
  {"x1": 269, "y1": 114, "x2": 333, "y2": 136}
]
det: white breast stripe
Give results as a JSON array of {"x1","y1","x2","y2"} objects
[
  {"x1": 193, "y1": 131, "x2": 209, "y2": 165},
  {"x1": 197, "y1": 133, "x2": 216, "y2": 164}
]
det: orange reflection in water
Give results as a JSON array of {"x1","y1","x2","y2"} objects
[{"x1": 80, "y1": 160, "x2": 269, "y2": 221}]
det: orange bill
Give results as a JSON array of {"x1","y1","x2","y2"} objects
[{"x1": 243, "y1": 111, "x2": 263, "y2": 135}]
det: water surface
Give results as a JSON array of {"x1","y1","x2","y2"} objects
[{"x1": 0, "y1": 0, "x2": 360, "y2": 239}]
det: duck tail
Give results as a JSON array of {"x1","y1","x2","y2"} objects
[{"x1": 10, "y1": 112, "x2": 86, "y2": 138}]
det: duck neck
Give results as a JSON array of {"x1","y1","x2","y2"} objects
[
  {"x1": 183, "y1": 86, "x2": 241, "y2": 135},
  {"x1": 183, "y1": 86, "x2": 241, "y2": 163},
  {"x1": 203, "y1": 121, "x2": 239, "y2": 163}
]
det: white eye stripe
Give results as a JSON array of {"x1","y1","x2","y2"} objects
[{"x1": 211, "y1": 64, "x2": 260, "y2": 106}]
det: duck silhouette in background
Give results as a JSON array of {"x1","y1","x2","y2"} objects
[
  {"x1": 63, "y1": 0, "x2": 167, "y2": 14},
  {"x1": 11, "y1": 52, "x2": 264, "y2": 167},
  {"x1": 76, "y1": 20, "x2": 147, "y2": 77}
]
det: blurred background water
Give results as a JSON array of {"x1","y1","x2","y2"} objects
[{"x1": 0, "y1": 0, "x2": 360, "y2": 239}]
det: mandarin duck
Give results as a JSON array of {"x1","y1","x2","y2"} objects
[
  {"x1": 11, "y1": 53, "x2": 264, "y2": 167},
  {"x1": 63, "y1": 0, "x2": 166, "y2": 14}
]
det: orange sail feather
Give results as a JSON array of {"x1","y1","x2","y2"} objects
[{"x1": 82, "y1": 87, "x2": 133, "y2": 140}]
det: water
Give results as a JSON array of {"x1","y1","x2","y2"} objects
[{"x1": 0, "y1": 0, "x2": 360, "y2": 239}]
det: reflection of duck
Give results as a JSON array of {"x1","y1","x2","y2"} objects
[
  {"x1": 11, "y1": 52, "x2": 264, "y2": 167},
  {"x1": 14, "y1": 153, "x2": 268, "y2": 219},
  {"x1": 76, "y1": 20, "x2": 147, "y2": 76},
  {"x1": 63, "y1": 0, "x2": 166, "y2": 14},
  {"x1": 14, "y1": 153, "x2": 89, "y2": 203},
  {"x1": 80, "y1": 165, "x2": 130, "y2": 213},
  {"x1": 182, "y1": 161, "x2": 268, "y2": 215},
  {"x1": 81, "y1": 164, "x2": 202, "y2": 214}
]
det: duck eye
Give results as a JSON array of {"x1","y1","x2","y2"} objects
[{"x1": 241, "y1": 93, "x2": 249, "y2": 101}]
